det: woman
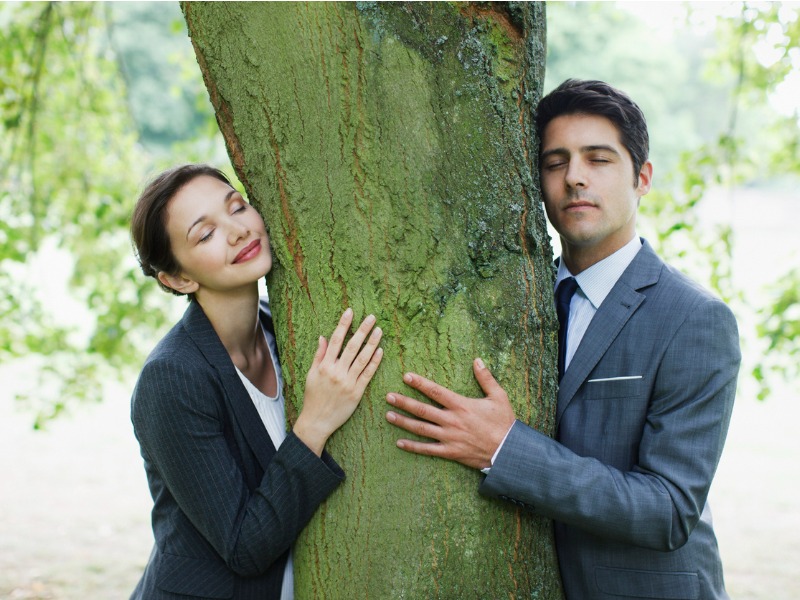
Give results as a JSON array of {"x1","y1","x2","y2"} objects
[{"x1": 129, "y1": 164, "x2": 383, "y2": 599}]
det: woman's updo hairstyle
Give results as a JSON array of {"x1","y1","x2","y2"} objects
[{"x1": 131, "y1": 164, "x2": 232, "y2": 297}]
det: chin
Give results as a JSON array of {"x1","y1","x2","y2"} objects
[{"x1": 563, "y1": 230, "x2": 602, "y2": 246}]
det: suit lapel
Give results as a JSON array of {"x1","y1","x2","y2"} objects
[
  {"x1": 182, "y1": 301, "x2": 277, "y2": 473},
  {"x1": 556, "y1": 240, "x2": 663, "y2": 427}
]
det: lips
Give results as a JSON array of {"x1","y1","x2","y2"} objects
[
  {"x1": 564, "y1": 200, "x2": 597, "y2": 210},
  {"x1": 233, "y1": 239, "x2": 262, "y2": 264}
]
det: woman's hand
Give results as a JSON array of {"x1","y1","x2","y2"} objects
[{"x1": 293, "y1": 308, "x2": 384, "y2": 456}]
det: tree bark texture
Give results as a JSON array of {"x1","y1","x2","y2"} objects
[{"x1": 184, "y1": 2, "x2": 561, "y2": 598}]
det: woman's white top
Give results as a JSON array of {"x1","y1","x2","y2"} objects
[{"x1": 234, "y1": 324, "x2": 293, "y2": 600}]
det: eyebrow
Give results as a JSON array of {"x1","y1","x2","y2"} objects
[
  {"x1": 541, "y1": 144, "x2": 622, "y2": 160},
  {"x1": 186, "y1": 188, "x2": 239, "y2": 240}
]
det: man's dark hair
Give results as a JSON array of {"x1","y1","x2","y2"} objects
[
  {"x1": 536, "y1": 79, "x2": 649, "y2": 186},
  {"x1": 130, "y1": 163, "x2": 232, "y2": 298}
]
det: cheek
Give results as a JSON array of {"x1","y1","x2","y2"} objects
[
  {"x1": 251, "y1": 213, "x2": 269, "y2": 236},
  {"x1": 541, "y1": 176, "x2": 563, "y2": 205},
  {"x1": 255, "y1": 223, "x2": 273, "y2": 260},
  {"x1": 186, "y1": 241, "x2": 225, "y2": 270},
  {"x1": 541, "y1": 196, "x2": 560, "y2": 222},
  {"x1": 618, "y1": 193, "x2": 640, "y2": 218}
]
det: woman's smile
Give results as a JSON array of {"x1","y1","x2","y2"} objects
[{"x1": 233, "y1": 239, "x2": 262, "y2": 264}]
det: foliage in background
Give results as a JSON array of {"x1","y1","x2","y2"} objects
[
  {"x1": 1, "y1": 2, "x2": 151, "y2": 425},
  {"x1": 107, "y1": 1, "x2": 224, "y2": 159},
  {"x1": 0, "y1": 2, "x2": 226, "y2": 426},
  {"x1": 645, "y1": 2, "x2": 800, "y2": 401},
  {"x1": 712, "y1": 2, "x2": 800, "y2": 399}
]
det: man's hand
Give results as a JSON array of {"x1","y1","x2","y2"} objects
[{"x1": 385, "y1": 358, "x2": 516, "y2": 470}]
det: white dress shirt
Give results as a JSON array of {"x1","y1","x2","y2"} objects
[{"x1": 235, "y1": 324, "x2": 293, "y2": 600}]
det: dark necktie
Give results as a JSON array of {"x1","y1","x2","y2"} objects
[{"x1": 555, "y1": 277, "x2": 579, "y2": 381}]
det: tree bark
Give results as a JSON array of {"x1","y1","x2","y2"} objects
[{"x1": 183, "y1": 2, "x2": 562, "y2": 597}]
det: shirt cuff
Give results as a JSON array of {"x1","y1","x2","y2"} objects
[{"x1": 480, "y1": 421, "x2": 515, "y2": 475}]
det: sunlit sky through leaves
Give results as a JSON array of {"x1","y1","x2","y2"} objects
[{"x1": 621, "y1": 1, "x2": 800, "y2": 116}]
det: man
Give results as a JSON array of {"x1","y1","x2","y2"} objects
[{"x1": 385, "y1": 79, "x2": 740, "y2": 599}]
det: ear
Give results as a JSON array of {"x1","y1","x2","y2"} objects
[
  {"x1": 636, "y1": 160, "x2": 653, "y2": 196},
  {"x1": 157, "y1": 271, "x2": 199, "y2": 295}
]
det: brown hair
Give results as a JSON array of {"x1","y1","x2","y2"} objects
[{"x1": 130, "y1": 164, "x2": 232, "y2": 297}]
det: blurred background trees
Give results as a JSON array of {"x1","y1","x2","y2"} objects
[
  {"x1": 1, "y1": 1, "x2": 798, "y2": 425},
  {"x1": 1, "y1": 2, "x2": 223, "y2": 425}
]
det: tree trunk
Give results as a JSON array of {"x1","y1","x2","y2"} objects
[{"x1": 183, "y1": 2, "x2": 561, "y2": 598}]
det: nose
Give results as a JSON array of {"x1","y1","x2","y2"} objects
[
  {"x1": 564, "y1": 159, "x2": 586, "y2": 189},
  {"x1": 227, "y1": 219, "x2": 250, "y2": 245}
]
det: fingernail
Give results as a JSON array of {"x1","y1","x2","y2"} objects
[
  {"x1": 367, "y1": 314, "x2": 376, "y2": 323},
  {"x1": 397, "y1": 440, "x2": 405, "y2": 449},
  {"x1": 404, "y1": 373, "x2": 413, "y2": 384},
  {"x1": 345, "y1": 307, "x2": 353, "y2": 316},
  {"x1": 475, "y1": 357, "x2": 485, "y2": 369},
  {"x1": 371, "y1": 327, "x2": 382, "y2": 338},
  {"x1": 386, "y1": 411, "x2": 396, "y2": 422},
  {"x1": 319, "y1": 336, "x2": 325, "y2": 345},
  {"x1": 387, "y1": 393, "x2": 395, "y2": 404}
]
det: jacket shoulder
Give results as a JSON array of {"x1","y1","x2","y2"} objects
[
  {"x1": 653, "y1": 261, "x2": 734, "y2": 316},
  {"x1": 132, "y1": 318, "x2": 220, "y2": 417}
]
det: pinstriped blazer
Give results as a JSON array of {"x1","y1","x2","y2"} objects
[
  {"x1": 481, "y1": 240, "x2": 740, "y2": 599},
  {"x1": 130, "y1": 299, "x2": 344, "y2": 600}
]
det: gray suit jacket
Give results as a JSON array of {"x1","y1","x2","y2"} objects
[
  {"x1": 481, "y1": 240, "x2": 740, "y2": 599},
  {"x1": 130, "y1": 299, "x2": 344, "y2": 600}
]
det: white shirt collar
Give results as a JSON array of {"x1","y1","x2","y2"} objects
[{"x1": 555, "y1": 236, "x2": 642, "y2": 309}]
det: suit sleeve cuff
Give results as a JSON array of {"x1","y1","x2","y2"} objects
[
  {"x1": 283, "y1": 431, "x2": 345, "y2": 483},
  {"x1": 480, "y1": 421, "x2": 516, "y2": 475}
]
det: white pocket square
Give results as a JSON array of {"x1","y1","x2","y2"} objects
[{"x1": 587, "y1": 375, "x2": 643, "y2": 383}]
